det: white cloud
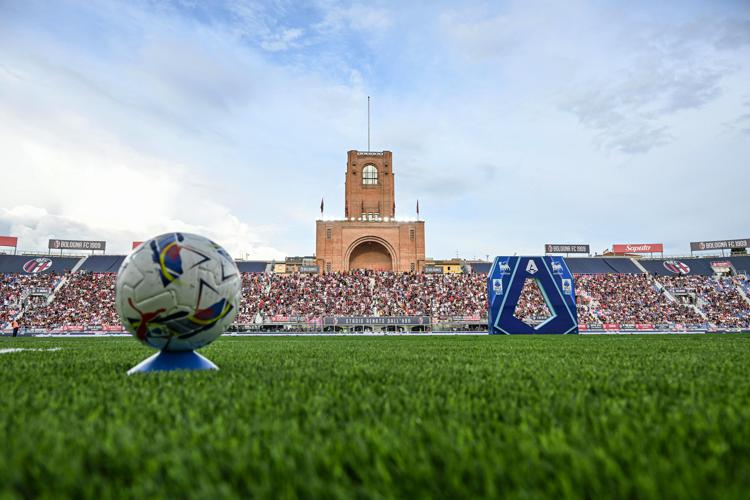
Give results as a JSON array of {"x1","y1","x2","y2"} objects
[
  {"x1": 316, "y1": 3, "x2": 392, "y2": 33},
  {"x1": 439, "y1": 10, "x2": 519, "y2": 61},
  {"x1": 260, "y1": 27, "x2": 305, "y2": 52},
  {"x1": 0, "y1": 102, "x2": 286, "y2": 258},
  {"x1": 0, "y1": 0, "x2": 372, "y2": 257},
  {"x1": 559, "y1": 27, "x2": 733, "y2": 154},
  {"x1": 0, "y1": 0, "x2": 748, "y2": 260}
]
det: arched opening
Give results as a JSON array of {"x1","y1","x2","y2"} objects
[
  {"x1": 348, "y1": 240, "x2": 393, "y2": 271},
  {"x1": 362, "y1": 165, "x2": 378, "y2": 185}
]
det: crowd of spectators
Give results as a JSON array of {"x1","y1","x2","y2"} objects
[
  {"x1": 513, "y1": 279, "x2": 552, "y2": 325},
  {"x1": 734, "y1": 274, "x2": 750, "y2": 296},
  {"x1": 4, "y1": 269, "x2": 750, "y2": 330},
  {"x1": 574, "y1": 274, "x2": 705, "y2": 325},
  {"x1": 657, "y1": 275, "x2": 750, "y2": 328},
  {"x1": 0, "y1": 273, "x2": 60, "y2": 327},
  {"x1": 21, "y1": 272, "x2": 118, "y2": 329},
  {"x1": 236, "y1": 271, "x2": 487, "y2": 322}
]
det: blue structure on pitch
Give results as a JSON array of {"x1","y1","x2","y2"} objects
[
  {"x1": 487, "y1": 256, "x2": 578, "y2": 334},
  {"x1": 127, "y1": 349, "x2": 218, "y2": 375}
]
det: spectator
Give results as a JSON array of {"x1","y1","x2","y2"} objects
[{"x1": 4, "y1": 269, "x2": 749, "y2": 330}]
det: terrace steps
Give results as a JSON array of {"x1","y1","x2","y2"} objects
[{"x1": 630, "y1": 258, "x2": 649, "y2": 274}]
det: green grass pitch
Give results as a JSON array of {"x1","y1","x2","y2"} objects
[{"x1": 1, "y1": 335, "x2": 750, "y2": 499}]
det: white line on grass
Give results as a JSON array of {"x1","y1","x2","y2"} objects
[{"x1": 0, "y1": 348, "x2": 63, "y2": 354}]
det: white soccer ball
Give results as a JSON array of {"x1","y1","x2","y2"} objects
[{"x1": 115, "y1": 232, "x2": 241, "y2": 351}]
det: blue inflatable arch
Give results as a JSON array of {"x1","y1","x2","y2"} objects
[{"x1": 487, "y1": 256, "x2": 578, "y2": 334}]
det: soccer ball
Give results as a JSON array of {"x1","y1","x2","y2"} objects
[{"x1": 115, "y1": 232, "x2": 241, "y2": 351}]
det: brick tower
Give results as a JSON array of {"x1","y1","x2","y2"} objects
[{"x1": 316, "y1": 150, "x2": 426, "y2": 273}]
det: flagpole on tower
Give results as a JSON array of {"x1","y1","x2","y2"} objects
[{"x1": 367, "y1": 96, "x2": 371, "y2": 152}]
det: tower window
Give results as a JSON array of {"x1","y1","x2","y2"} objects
[
  {"x1": 410, "y1": 228, "x2": 415, "y2": 241},
  {"x1": 362, "y1": 165, "x2": 378, "y2": 185},
  {"x1": 326, "y1": 227, "x2": 332, "y2": 240}
]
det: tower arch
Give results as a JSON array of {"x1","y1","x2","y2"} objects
[
  {"x1": 345, "y1": 236, "x2": 397, "y2": 271},
  {"x1": 316, "y1": 150, "x2": 425, "y2": 273}
]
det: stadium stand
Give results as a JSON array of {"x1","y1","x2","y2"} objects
[
  {"x1": 575, "y1": 274, "x2": 704, "y2": 325},
  {"x1": 235, "y1": 271, "x2": 487, "y2": 322},
  {"x1": 736, "y1": 274, "x2": 750, "y2": 295},
  {"x1": 472, "y1": 257, "x2": 643, "y2": 275},
  {"x1": 513, "y1": 278, "x2": 552, "y2": 325},
  {"x1": 0, "y1": 273, "x2": 61, "y2": 327},
  {"x1": 638, "y1": 256, "x2": 750, "y2": 277},
  {"x1": 20, "y1": 272, "x2": 118, "y2": 330},
  {"x1": 468, "y1": 262, "x2": 492, "y2": 274},
  {"x1": 728, "y1": 256, "x2": 750, "y2": 274},
  {"x1": 79, "y1": 255, "x2": 269, "y2": 273},
  {"x1": 80, "y1": 255, "x2": 125, "y2": 272},
  {"x1": 640, "y1": 258, "x2": 714, "y2": 276},
  {"x1": 0, "y1": 255, "x2": 81, "y2": 274},
  {"x1": 566, "y1": 257, "x2": 642, "y2": 274},
  {"x1": 236, "y1": 261, "x2": 269, "y2": 273},
  {"x1": 2, "y1": 253, "x2": 749, "y2": 332},
  {"x1": 657, "y1": 275, "x2": 750, "y2": 328}
]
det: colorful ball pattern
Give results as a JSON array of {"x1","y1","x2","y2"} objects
[{"x1": 115, "y1": 233, "x2": 241, "y2": 351}]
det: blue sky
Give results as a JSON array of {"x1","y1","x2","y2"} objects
[{"x1": 0, "y1": 0, "x2": 748, "y2": 259}]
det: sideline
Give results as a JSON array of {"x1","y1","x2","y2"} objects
[{"x1": 0, "y1": 347, "x2": 63, "y2": 354}]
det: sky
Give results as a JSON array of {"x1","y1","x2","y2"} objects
[{"x1": 0, "y1": 0, "x2": 748, "y2": 259}]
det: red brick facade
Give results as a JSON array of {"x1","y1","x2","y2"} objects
[{"x1": 316, "y1": 150, "x2": 426, "y2": 273}]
